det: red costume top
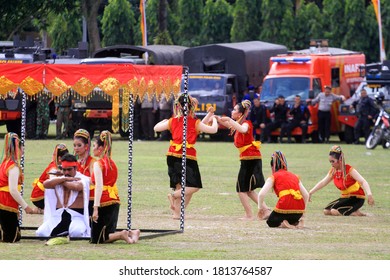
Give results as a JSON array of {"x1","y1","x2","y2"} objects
[
  {"x1": 272, "y1": 169, "x2": 305, "y2": 214},
  {"x1": 77, "y1": 156, "x2": 95, "y2": 201},
  {"x1": 91, "y1": 157, "x2": 120, "y2": 207},
  {"x1": 167, "y1": 116, "x2": 200, "y2": 161},
  {"x1": 0, "y1": 160, "x2": 23, "y2": 213},
  {"x1": 330, "y1": 164, "x2": 365, "y2": 199},
  {"x1": 30, "y1": 161, "x2": 57, "y2": 203},
  {"x1": 234, "y1": 120, "x2": 261, "y2": 160}
]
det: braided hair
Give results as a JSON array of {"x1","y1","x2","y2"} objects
[
  {"x1": 52, "y1": 143, "x2": 69, "y2": 168},
  {"x1": 270, "y1": 150, "x2": 288, "y2": 174},
  {"x1": 230, "y1": 99, "x2": 252, "y2": 135},
  {"x1": 173, "y1": 93, "x2": 198, "y2": 118},
  {"x1": 1, "y1": 132, "x2": 22, "y2": 166}
]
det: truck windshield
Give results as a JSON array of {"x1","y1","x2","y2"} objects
[
  {"x1": 261, "y1": 77, "x2": 310, "y2": 101},
  {"x1": 181, "y1": 75, "x2": 226, "y2": 96}
]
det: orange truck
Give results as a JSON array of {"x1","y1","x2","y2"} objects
[{"x1": 259, "y1": 40, "x2": 365, "y2": 142}]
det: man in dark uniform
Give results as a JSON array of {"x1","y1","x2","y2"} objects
[
  {"x1": 250, "y1": 94, "x2": 268, "y2": 141},
  {"x1": 281, "y1": 95, "x2": 311, "y2": 143},
  {"x1": 351, "y1": 88, "x2": 378, "y2": 144},
  {"x1": 262, "y1": 95, "x2": 289, "y2": 143}
]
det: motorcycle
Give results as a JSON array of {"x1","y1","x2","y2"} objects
[{"x1": 366, "y1": 92, "x2": 390, "y2": 149}]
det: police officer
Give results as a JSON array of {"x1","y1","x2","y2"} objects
[
  {"x1": 351, "y1": 88, "x2": 378, "y2": 144},
  {"x1": 307, "y1": 85, "x2": 345, "y2": 143}
]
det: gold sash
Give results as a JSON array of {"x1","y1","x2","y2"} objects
[
  {"x1": 340, "y1": 181, "x2": 360, "y2": 195},
  {"x1": 0, "y1": 185, "x2": 22, "y2": 192},
  {"x1": 170, "y1": 140, "x2": 194, "y2": 151},
  {"x1": 278, "y1": 189, "x2": 303, "y2": 200},
  {"x1": 103, "y1": 184, "x2": 119, "y2": 199},
  {"x1": 238, "y1": 141, "x2": 261, "y2": 154},
  {"x1": 33, "y1": 178, "x2": 45, "y2": 191}
]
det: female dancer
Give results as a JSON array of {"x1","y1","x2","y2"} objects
[
  {"x1": 0, "y1": 133, "x2": 36, "y2": 242},
  {"x1": 309, "y1": 145, "x2": 374, "y2": 216},
  {"x1": 154, "y1": 94, "x2": 218, "y2": 219},
  {"x1": 91, "y1": 130, "x2": 140, "y2": 244},
  {"x1": 30, "y1": 143, "x2": 69, "y2": 212},
  {"x1": 73, "y1": 129, "x2": 95, "y2": 215},
  {"x1": 217, "y1": 100, "x2": 270, "y2": 220},
  {"x1": 258, "y1": 151, "x2": 309, "y2": 229}
]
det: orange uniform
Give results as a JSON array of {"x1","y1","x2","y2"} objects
[
  {"x1": 234, "y1": 120, "x2": 262, "y2": 160},
  {"x1": 0, "y1": 160, "x2": 22, "y2": 213},
  {"x1": 331, "y1": 164, "x2": 365, "y2": 199}
]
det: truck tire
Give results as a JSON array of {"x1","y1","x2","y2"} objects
[{"x1": 344, "y1": 126, "x2": 354, "y2": 144}]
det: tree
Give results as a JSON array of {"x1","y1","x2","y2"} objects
[
  {"x1": 294, "y1": 2, "x2": 323, "y2": 50},
  {"x1": 101, "y1": 0, "x2": 136, "y2": 47},
  {"x1": 176, "y1": 0, "x2": 203, "y2": 46},
  {"x1": 230, "y1": 0, "x2": 260, "y2": 42},
  {"x1": 322, "y1": 0, "x2": 346, "y2": 47},
  {"x1": 342, "y1": 0, "x2": 370, "y2": 55},
  {"x1": 48, "y1": 9, "x2": 82, "y2": 54},
  {"x1": 201, "y1": 0, "x2": 233, "y2": 44},
  {"x1": 260, "y1": 0, "x2": 294, "y2": 47},
  {"x1": 81, "y1": 0, "x2": 105, "y2": 54}
]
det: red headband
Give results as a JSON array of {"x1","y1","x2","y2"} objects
[{"x1": 61, "y1": 161, "x2": 78, "y2": 168}]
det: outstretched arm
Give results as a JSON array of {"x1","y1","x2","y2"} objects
[
  {"x1": 198, "y1": 116, "x2": 218, "y2": 134},
  {"x1": 201, "y1": 106, "x2": 215, "y2": 124},
  {"x1": 308, "y1": 173, "x2": 333, "y2": 201},
  {"x1": 350, "y1": 169, "x2": 374, "y2": 206},
  {"x1": 220, "y1": 117, "x2": 249, "y2": 134},
  {"x1": 299, "y1": 181, "x2": 310, "y2": 209},
  {"x1": 154, "y1": 119, "x2": 169, "y2": 132},
  {"x1": 258, "y1": 177, "x2": 273, "y2": 210}
]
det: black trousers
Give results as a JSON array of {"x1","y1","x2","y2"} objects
[{"x1": 318, "y1": 110, "x2": 331, "y2": 142}]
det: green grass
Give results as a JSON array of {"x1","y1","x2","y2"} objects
[{"x1": 1, "y1": 124, "x2": 390, "y2": 260}]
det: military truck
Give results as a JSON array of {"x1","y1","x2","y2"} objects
[{"x1": 183, "y1": 41, "x2": 288, "y2": 139}]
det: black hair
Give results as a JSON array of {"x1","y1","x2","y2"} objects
[{"x1": 61, "y1": 153, "x2": 78, "y2": 163}]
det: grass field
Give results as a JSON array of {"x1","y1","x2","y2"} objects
[{"x1": 0, "y1": 124, "x2": 390, "y2": 260}]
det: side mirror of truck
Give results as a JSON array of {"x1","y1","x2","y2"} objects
[{"x1": 308, "y1": 90, "x2": 315, "y2": 99}]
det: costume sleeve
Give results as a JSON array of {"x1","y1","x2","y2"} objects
[{"x1": 8, "y1": 166, "x2": 28, "y2": 209}]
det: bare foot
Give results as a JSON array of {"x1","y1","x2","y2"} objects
[
  {"x1": 120, "y1": 230, "x2": 134, "y2": 244},
  {"x1": 280, "y1": 220, "x2": 297, "y2": 229},
  {"x1": 167, "y1": 193, "x2": 175, "y2": 211},
  {"x1": 296, "y1": 219, "x2": 305, "y2": 229},
  {"x1": 129, "y1": 229, "x2": 141, "y2": 243},
  {"x1": 257, "y1": 208, "x2": 271, "y2": 220},
  {"x1": 350, "y1": 210, "x2": 367, "y2": 216},
  {"x1": 330, "y1": 209, "x2": 342, "y2": 216}
]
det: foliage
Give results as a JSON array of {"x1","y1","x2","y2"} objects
[
  {"x1": 101, "y1": 0, "x2": 136, "y2": 47},
  {"x1": 230, "y1": 0, "x2": 260, "y2": 42},
  {"x1": 176, "y1": 0, "x2": 203, "y2": 46},
  {"x1": 294, "y1": 2, "x2": 323, "y2": 50},
  {"x1": 201, "y1": 0, "x2": 233, "y2": 44}
]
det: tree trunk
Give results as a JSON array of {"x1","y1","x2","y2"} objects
[
  {"x1": 158, "y1": 0, "x2": 168, "y2": 32},
  {"x1": 81, "y1": 0, "x2": 104, "y2": 54}
]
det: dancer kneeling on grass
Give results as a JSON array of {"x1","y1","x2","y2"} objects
[
  {"x1": 154, "y1": 94, "x2": 218, "y2": 219},
  {"x1": 309, "y1": 145, "x2": 374, "y2": 216},
  {"x1": 91, "y1": 130, "x2": 140, "y2": 244},
  {"x1": 258, "y1": 151, "x2": 309, "y2": 229},
  {"x1": 30, "y1": 143, "x2": 69, "y2": 214},
  {"x1": 36, "y1": 153, "x2": 90, "y2": 238},
  {"x1": 0, "y1": 133, "x2": 38, "y2": 243},
  {"x1": 216, "y1": 100, "x2": 270, "y2": 220}
]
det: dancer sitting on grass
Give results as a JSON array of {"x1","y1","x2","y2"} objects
[
  {"x1": 309, "y1": 145, "x2": 374, "y2": 216},
  {"x1": 91, "y1": 130, "x2": 140, "y2": 244},
  {"x1": 154, "y1": 94, "x2": 218, "y2": 219},
  {"x1": 30, "y1": 143, "x2": 69, "y2": 214},
  {"x1": 216, "y1": 100, "x2": 270, "y2": 220},
  {"x1": 36, "y1": 153, "x2": 90, "y2": 238},
  {"x1": 0, "y1": 133, "x2": 37, "y2": 243},
  {"x1": 258, "y1": 151, "x2": 309, "y2": 229}
]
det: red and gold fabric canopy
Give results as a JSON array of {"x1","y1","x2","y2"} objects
[
  {"x1": 0, "y1": 63, "x2": 183, "y2": 133},
  {"x1": 0, "y1": 63, "x2": 182, "y2": 98}
]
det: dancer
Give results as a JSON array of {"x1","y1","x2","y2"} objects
[
  {"x1": 0, "y1": 133, "x2": 37, "y2": 243},
  {"x1": 309, "y1": 145, "x2": 375, "y2": 216},
  {"x1": 36, "y1": 154, "x2": 90, "y2": 238},
  {"x1": 154, "y1": 94, "x2": 218, "y2": 219},
  {"x1": 73, "y1": 129, "x2": 95, "y2": 215},
  {"x1": 258, "y1": 151, "x2": 309, "y2": 229},
  {"x1": 91, "y1": 130, "x2": 140, "y2": 244},
  {"x1": 217, "y1": 100, "x2": 270, "y2": 220},
  {"x1": 30, "y1": 143, "x2": 69, "y2": 213}
]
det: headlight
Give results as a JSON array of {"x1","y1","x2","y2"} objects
[{"x1": 73, "y1": 102, "x2": 87, "y2": 109}]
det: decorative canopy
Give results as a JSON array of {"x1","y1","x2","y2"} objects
[
  {"x1": 0, "y1": 63, "x2": 183, "y2": 99},
  {"x1": 0, "y1": 63, "x2": 183, "y2": 133}
]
